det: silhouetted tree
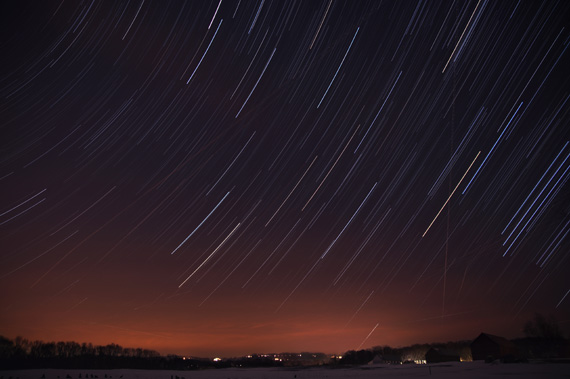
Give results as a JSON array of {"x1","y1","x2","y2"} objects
[
  {"x1": 521, "y1": 313, "x2": 568, "y2": 358},
  {"x1": 14, "y1": 336, "x2": 31, "y2": 354},
  {"x1": 0, "y1": 336, "x2": 15, "y2": 359},
  {"x1": 524, "y1": 313, "x2": 563, "y2": 341},
  {"x1": 81, "y1": 342, "x2": 95, "y2": 356}
]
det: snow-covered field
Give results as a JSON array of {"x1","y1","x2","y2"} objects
[{"x1": 2, "y1": 362, "x2": 569, "y2": 379}]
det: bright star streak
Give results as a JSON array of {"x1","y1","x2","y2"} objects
[
  {"x1": 235, "y1": 47, "x2": 277, "y2": 118},
  {"x1": 179, "y1": 222, "x2": 241, "y2": 288},
  {"x1": 462, "y1": 102, "x2": 523, "y2": 194},
  {"x1": 423, "y1": 151, "x2": 481, "y2": 238},
  {"x1": 302, "y1": 125, "x2": 360, "y2": 211},
  {"x1": 503, "y1": 150, "x2": 570, "y2": 246},
  {"x1": 266, "y1": 155, "x2": 318, "y2": 227},
  {"x1": 357, "y1": 323, "x2": 379, "y2": 350},
  {"x1": 208, "y1": 0, "x2": 222, "y2": 30},
  {"x1": 0, "y1": 188, "x2": 47, "y2": 217},
  {"x1": 321, "y1": 182, "x2": 377, "y2": 259},
  {"x1": 442, "y1": 0, "x2": 483, "y2": 73},
  {"x1": 170, "y1": 191, "x2": 230, "y2": 255},
  {"x1": 317, "y1": 27, "x2": 359, "y2": 108},
  {"x1": 187, "y1": 19, "x2": 223, "y2": 84},
  {"x1": 556, "y1": 289, "x2": 570, "y2": 308},
  {"x1": 502, "y1": 142, "x2": 568, "y2": 235}
]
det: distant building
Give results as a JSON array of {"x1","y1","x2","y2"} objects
[
  {"x1": 368, "y1": 354, "x2": 402, "y2": 365},
  {"x1": 470, "y1": 333, "x2": 519, "y2": 361},
  {"x1": 424, "y1": 347, "x2": 460, "y2": 363}
]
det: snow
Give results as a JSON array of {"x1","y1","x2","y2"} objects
[{"x1": 2, "y1": 362, "x2": 569, "y2": 379}]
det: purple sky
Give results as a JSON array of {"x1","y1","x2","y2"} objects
[{"x1": 1, "y1": 0, "x2": 569, "y2": 357}]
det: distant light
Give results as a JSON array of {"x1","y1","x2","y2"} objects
[{"x1": 213, "y1": 357, "x2": 222, "y2": 362}]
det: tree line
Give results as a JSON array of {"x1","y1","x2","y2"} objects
[{"x1": 0, "y1": 336, "x2": 208, "y2": 370}]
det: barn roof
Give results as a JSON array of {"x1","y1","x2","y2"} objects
[{"x1": 472, "y1": 333, "x2": 515, "y2": 347}]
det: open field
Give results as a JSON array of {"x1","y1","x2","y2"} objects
[{"x1": 2, "y1": 362, "x2": 569, "y2": 379}]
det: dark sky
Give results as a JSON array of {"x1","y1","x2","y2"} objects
[{"x1": 1, "y1": 0, "x2": 570, "y2": 357}]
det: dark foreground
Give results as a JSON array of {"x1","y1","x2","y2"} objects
[{"x1": 2, "y1": 361, "x2": 570, "y2": 379}]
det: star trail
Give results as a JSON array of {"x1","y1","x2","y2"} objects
[{"x1": 1, "y1": 0, "x2": 569, "y2": 357}]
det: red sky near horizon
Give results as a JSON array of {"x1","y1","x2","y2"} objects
[{"x1": 1, "y1": 0, "x2": 569, "y2": 358}]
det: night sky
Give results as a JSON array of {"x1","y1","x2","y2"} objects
[{"x1": 1, "y1": 0, "x2": 570, "y2": 358}]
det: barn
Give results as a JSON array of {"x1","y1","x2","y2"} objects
[
  {"x1": 368, "y1": 354, "x2": 402, "y2": 365},
  {"x1": 470, "y1": 333, "x2": 519, "y2": 361}
]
